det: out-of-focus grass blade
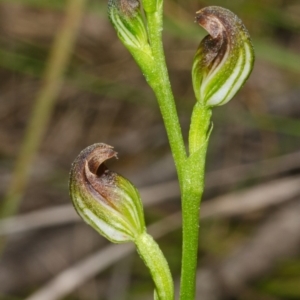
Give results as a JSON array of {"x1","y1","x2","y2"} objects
[
  {"x1": 0, "y1": 48, "x2": 44, "y2": 76},
  {"x1": 254, "y1": 39, "x2": 300, "y2": 74},
  {"x1": 261, "y1": 278, "x2": 300, "y2": 298},
  {"x1": 0, "y1": 0, "x2": 67, "y2": 10},
  {"x1": 245, "y1": 113, "x2": 300, "y2": 137},
  {"x1": 0, "y1": 48, "x2": 154, "y2": 106},
  {"x1": 215, "y1": 108, "x2": 300, "y2": 137},
  {"x1": 0, "y1": 0, "x2": 106, "y2": 12},
  {"x1": 259, "y1": 114, "x2": 300, "y2": 136},
  {"x1": 259, "y1": 271, "x2": 300, "y2": 299}
]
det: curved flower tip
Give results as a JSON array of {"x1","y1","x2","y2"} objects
[
  {"x1": 69, "y1": 143, "x2": 146, "y2": 243},
  {"x1": 192, "y1": 6, "x2": 255, "y2": 106},
  {"x1": 108, "y1": 0, "x2": 148, "y2": 50}
]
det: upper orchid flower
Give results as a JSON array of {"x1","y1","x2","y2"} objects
[{"x1": 192, "y1": 6, "x2": 255, "y2": 106}]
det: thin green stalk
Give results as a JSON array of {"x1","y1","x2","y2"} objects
[
  {"x1": 145, "y1": 4, "x2": 214, "y2": 295},
  {"x1": 180, "y1": 184, "x2": 204, "y2": 299},
  {"x1": 0, "y1": 0, "x2": 87, "y2": 219},
  {"x1": 109, "y1": 2, "x2": 254, "y2": 299},
  {"x1": 145, "y1": 8, "x2": 187, "y2": 184},
  {"x1": 179, "y1": 105, "x2": 212, "y2": 300},
  {"x1": 145, "y1": 5, "x2": 213, "y2": 299},
  {"x1": 135, "y1": 232, "x2": 174, "y2": 300}
]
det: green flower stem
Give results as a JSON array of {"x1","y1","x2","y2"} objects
[
  {"x1": 143, "y1": 7, "x2": 187, "y2": 184},
  {"x1": 135, "y1": 232, "x2": 174, "y2": 300},
  {"x1": 189, "y1": 104, "x2": 212, "y2": 155},
  {"x1": 143, "y1": 3, "x2": 213, "y2": 299},
  {"x1": 179, "y1": 105, "x2": 212, "y2": 300},
  {"x1": 109, "y1": 2, "x2": 254, "y2": 299}
]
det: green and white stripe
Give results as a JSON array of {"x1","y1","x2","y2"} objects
[
  {"x1": 69, "y1": 143, "x2": 146, "y2": 244},
  {"x1": 108, "y1": 0, "x2": 150, "y2": 53},
  {"x1": 192, "y1": 6, "x2": 255, "y2": 107}
]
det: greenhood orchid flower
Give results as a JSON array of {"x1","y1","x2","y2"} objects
[
  {"x1": 69, "y1": 143, "x2": 146, "y2": 243},
  {"x1": 108, "y1": 0, "x2": 150, "y2": 52},
  {"x1": 192, "y1": 6, "x2": 255, "y2": 107}
]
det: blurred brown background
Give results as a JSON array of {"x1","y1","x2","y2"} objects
[{"x1": 0, "y1": 0, "x2": 300, "y2": 299}]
